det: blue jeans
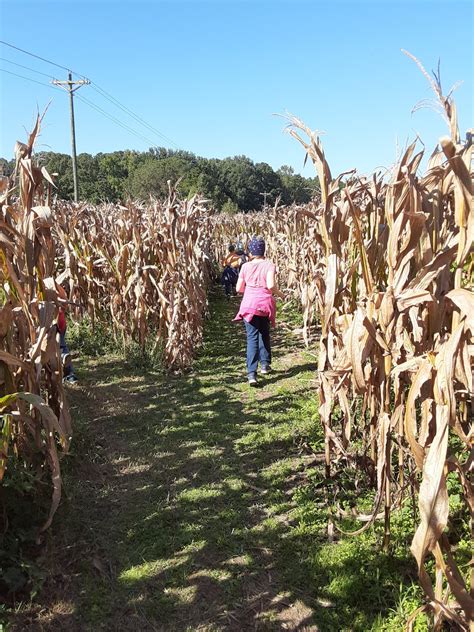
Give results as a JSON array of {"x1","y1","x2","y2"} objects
[
  {"x1": 59, "y1": 331, "x2": 69, "y2": 356},
  {"x1": 59, "y1": 329, "x2": 75, "y2": 378},
  {"x1": 222, "y1": 267, "x2": 238, "y2": 296},
  {"x1": 244, "y1": 316, "x2": 271, "y2": 375}
]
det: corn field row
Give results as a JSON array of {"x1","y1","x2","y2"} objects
[
  {"x1": 0, "y1": 116, "x2": 213, "y2": 542},
  {"x1": 53, "y1": 195, "x2": 211, "y2": 370},
  {"x1": 213, "y1": 76, "x2": 473, "y2": 628}
]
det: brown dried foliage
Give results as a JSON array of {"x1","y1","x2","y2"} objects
[
  {"x1": 214, "y1": 75, "x2": 473, "y2": 627},
  {"x1": 53, "y1": 192, "x2": 212, "y2": 371},
  {"x1": 0, "y1": 114, "x2": 71, "y2": 531},
  {"x1": 1, "y1": 119, "x2": 213, "y2": 539}
]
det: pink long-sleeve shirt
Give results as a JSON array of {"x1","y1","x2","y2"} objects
[{"x1": 233, "y1": 259, "x2": 276, "y2": 326}]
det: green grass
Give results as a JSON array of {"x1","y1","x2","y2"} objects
[{"x1": 10, "y1": 292, "x2": 430, "y2": 631}]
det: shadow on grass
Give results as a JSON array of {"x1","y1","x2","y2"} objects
[{"x1": 11, "y1": 293, "x2": 420, "y2": 632}]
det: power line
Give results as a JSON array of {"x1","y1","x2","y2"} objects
[
  {"x1": 0, "y1": 40, "x2": 179, "y2": 149},
  {"x1": 0, "y1": 56, "x2": 55, "y2": 79},
  {"x1": 77, "y1": 93, "x2": 156, "y2": 146},
  {"x1": 1, "y1": 66, "x2": 158, "y2": 146},
  {"x1": 0, "y1": 40, "x2": 179, "y2": 148},
  {"x1": 0, "y1": 67, "x2": 62, "y2": 91},
  {"x1": 76, "y1": 94, "x2": 157, "y2": 147},
  {"x1": 90, "y1": 83, "x2": 179, "y2": 148},
  {"x1": 0, "y1": 39, "x2": 81, "y2": 75}
]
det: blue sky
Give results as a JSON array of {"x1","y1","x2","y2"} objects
[{"x1": 0, "y1": 0, "x2": 472, "y2": 176}]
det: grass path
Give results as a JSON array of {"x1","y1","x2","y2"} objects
[{"x1": 13, "y1": 295, "x2": 424, "y2": 631}]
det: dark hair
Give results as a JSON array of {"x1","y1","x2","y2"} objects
[{"x1": 228, "y1": 243, "x2": 236, "y2": 252}]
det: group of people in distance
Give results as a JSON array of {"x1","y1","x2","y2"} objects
[
  {"x1": 61, "y1": 235, "x2": 283, "y2": 389},
  {"x1": 221, "y1": 241, "x2": 248, "y2": 299},
  {"x1": 222, "y1": 236, "x2": 285, "y2": 386}
]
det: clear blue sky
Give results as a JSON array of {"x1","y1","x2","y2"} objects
[{"x1": 0, "y1": 0, "x2": 472, "y2": 176}]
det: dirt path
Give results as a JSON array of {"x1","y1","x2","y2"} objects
[{"x1": 14, "y1": 296, "x2": 325, "y2": 631}]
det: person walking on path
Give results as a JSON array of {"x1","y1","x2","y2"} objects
[
  {"x1": 56, "y1": 283, "x2": 79, "y2": 384},
  {"x1": 221, "y1": 243, "x2": 240, "y2": 299},
  {"x1": 234, "y1": 235, "x2": 285, "y2": 386}
]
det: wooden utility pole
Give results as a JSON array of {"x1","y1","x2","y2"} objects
[
  {"x1": 52, "y1": 73, "x2": 90, "y2": 202},
  {"x1": 260, "y1": 191, "x2": 270, "y2": 210}
]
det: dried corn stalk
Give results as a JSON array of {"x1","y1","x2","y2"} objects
[
  {"x1": 50, "y1": 189, "x2": 211, "y2": 371},
  {"x1": 0, "y1": 115, "x2": 71, "y2": 531},
  {"x1": 213, "y1": 64, "x2": 473, "y2": 628}
]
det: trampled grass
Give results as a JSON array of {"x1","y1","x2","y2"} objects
[{"x1": 11, "y1": 294, "x2": 430, "y2": 631}]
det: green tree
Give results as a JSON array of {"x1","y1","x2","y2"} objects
[
  {"x1": 221, "y1": 198, "x2": 239, "y2": 214},
  {"x1": 0, "y1": 157, "x2": 14, "y2": 176},
  {"x1": 127, "y1": 156, "x2": 200, "y2": 200},
  {"x1": 218, "y1": 156, "x2": 263, "y2": 210},
  {"x1": 77, "y1": 153, "x2": 100, "y2": 202},
  {"x1": 278, "y1": 165, "x2": 319, "y2": 204},
  {"x1": 96, "y1": 150, "x2": 141, "y2": 201},
  {"x1": 37, "y1": 152, "x2": 74, "y2": 200},
  {"x1": 255, "y1": 162, "x2": 282, "y2": 207},
  {"x1": 0, "y1": 147, "x2": 319, "y2": 211}
]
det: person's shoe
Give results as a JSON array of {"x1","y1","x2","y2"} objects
[
  {"x1": 248, "y1": 373, "x2": 258, "y2": 387},
  {"x1": 63, "y1": 373, "x2": 79, "y2": 385},
  {"x1": 260, "y1": 365, "x2": 272, "y2": 375}
]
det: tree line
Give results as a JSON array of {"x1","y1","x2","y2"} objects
[{"x1": 0, "y1": 149, "x2": 319, "y2": 212}]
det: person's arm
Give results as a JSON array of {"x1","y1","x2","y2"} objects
[
  {"x1": 236, "y1": 268, "x2": 246, "y2": 293},
  {"x1": 266, "y1": 267, "x2": 285, "y2": 299}
]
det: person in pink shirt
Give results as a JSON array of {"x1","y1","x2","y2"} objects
[{"x1": 234, "y1": 236, "x2": 285, "y2": 386}]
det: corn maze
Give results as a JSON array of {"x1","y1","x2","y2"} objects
[{"x1": 1, "y1": 69, "x2": 473, "y2": 630}]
